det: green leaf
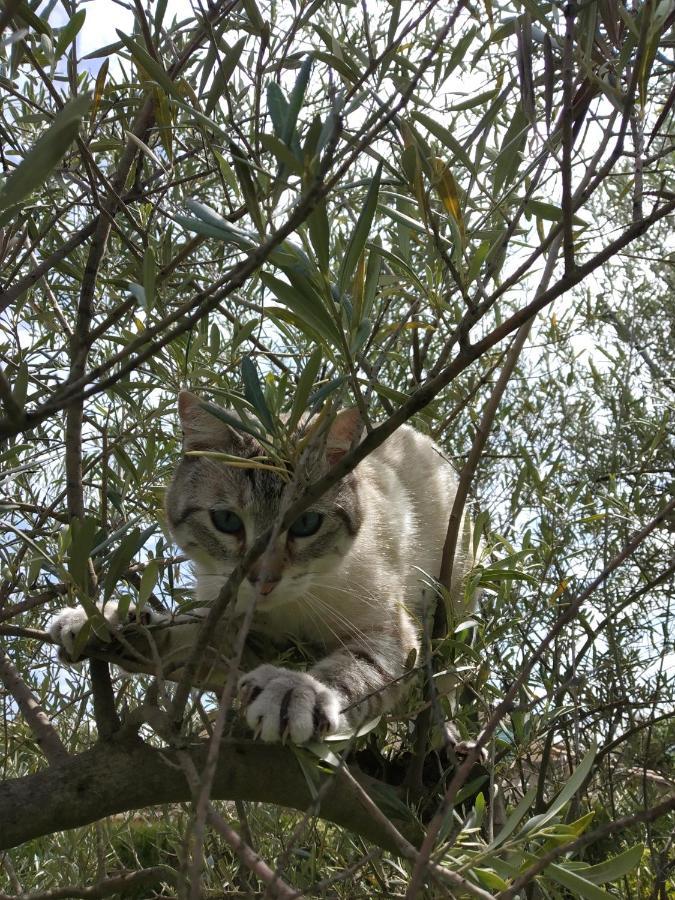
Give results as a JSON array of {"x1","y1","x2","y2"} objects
[
  {"x1": 67, "y1": 517, "x2": 100, "y2": 595},
  {"x1": 265, "y1": 306, "x2": 328, "y2": 348},
  {"x1": 290, "y1": 747, "x2": 321, "y2": 800},
  {"x1": 284, "y1": 54, "x2": 313, "y2": 146},
  {"x1": 14, "y1": 1, "x2": 51, "y2": 35},
  {"x1": 241, "y1": 0, "x2": 265, "y2": 33},
  {"x1": 289, "y1": 348, "x2": 323, "y2": 430},
  {"x1": 259, "y1": 133, "x2": 303, "y2": 174},
  {"x1": 261, "y1": 273, "x2": 342, "y2": 347},
  {"x1": 547, "y1": 741, "x2": 596, "y2": 814},
  {"x1": 450, "y1": 87, "x2": 500, "y2": 111},
  {"x1": 267, "y1": 81, "x2": 289, "y2": 138},
  {"x1": 181, "y1": 200, "x2": 314, "y2": 275},
  {"x1": 103, "y1": 528, "x2": 143, "y2": 603},
  {"x1": 338, "y1": 163, "x2": 382, "y2": 297},
  {"x1": 213, "y1": 149, "x2": 239, "y2": 194},
  {"x1": 545, "y1": 863, "x2": 613, "y2": 900},
  {"x1": 200, "y1": 402, "x2": 269, "y2": 444},
  {"x1": 454, "y1": 774, "x2": 489, "y2": 805},
  {"x1": 241, "y1": 356, "x2": 275, "y2": 433},
  {"x1": 493, "y1": 103, "x2": 529, "y2": 195},
  {"x1": 489, "y1": 785, "x2": 537, "y2": 848},
  {"x1": 90, "y1": 58, "x2": 109, "y2": 124},
  {"x1": 205, "y1": 36, "x2": 246, "y2": 115},
  {"x1": 413, "y1": 111, "x2": 474, "y2": 171},
  {"x1": 522, "y1": 742, "x2": 597, "y2": 836},
  {"x1": 153, "y1": 87, "x2": 174, "y2": 163},
  {"x1": 474, "y1": 868, "x2": 509, "y2": 891},
  {"x1": 523, "y1": 198, "x2": 589, "y2": 226},
  {"x1": 139, "y1": 559, "x2": 160, "y2": 605},
  {"x1": 308, "y1": 198, "x2": 330, "y2": 272},
  {"x1": 0, "y1": 94, "x2": 91, "y2": 214},
  {"x1": 54, "y1": 9, "x2": 86, "y2": 60},
  {"x1": 116, "y1": 31, "x2": 180, "y2": 100},
  {"x1": 143, "y1": 247, "x2": 156, "y2": 311},
  {"x1": 581, "y1": 844, "x2": 645, "y2": 885},
  {"x1": 11, "y1": 361, "x2": 28, "y2": 409},
  {"x1": 232, "y1": 319, "x2": 260, "y2": 353},
  {"x1": 229, "y1": 141, "x2": 264, "y2": 234}
]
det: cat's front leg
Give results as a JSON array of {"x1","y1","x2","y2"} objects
[
  {"x1": 239, "y1": 637, "x2": 410, "y2": 744},
  {"x1": 239, "y1": 664, "x2": 343, "y2": 743},
  {"x1": 48, "y1": 601, "x2": 161, "y2": 663}
]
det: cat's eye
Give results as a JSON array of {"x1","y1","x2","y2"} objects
[
  {"x1": 289, "y1": 511, "x2": 323, "y2": 538},
  {"x1": 210, "y1": 508, "x2": 244, "y2": 534}
]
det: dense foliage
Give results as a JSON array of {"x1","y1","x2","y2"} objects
[{"x1": 0, "y1": 0, "x2": 673, "y2": 896}]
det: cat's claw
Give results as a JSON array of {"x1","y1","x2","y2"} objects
[{"x1": 238, "y1": 664, "x2": 341, "y2": 744}]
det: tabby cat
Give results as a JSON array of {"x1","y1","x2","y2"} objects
[{"x1": 50, "y1": 391, "x2": 475, "y2": 744}]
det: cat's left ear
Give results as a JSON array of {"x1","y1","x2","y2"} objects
[
  {"x1": 326, "y1": 408, "x2": 364, "y2": 466},
  {"x1": 178, "y1": 390, "x2": 242, "y2": 451}
]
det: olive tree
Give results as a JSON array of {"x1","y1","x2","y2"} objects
[{"x1": 0, "y1": 0, "x2": 673, "y2": 896}]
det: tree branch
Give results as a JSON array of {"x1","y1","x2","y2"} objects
[
  {"x1": 0, "y1": 866, "x2": 177, "y2": 900},
  {"x1": 0, "y1": 736, "x2": 422, "y2": 854},
  {"x1": 0, "y1": 647, "x2": 67, "y2": 765}
]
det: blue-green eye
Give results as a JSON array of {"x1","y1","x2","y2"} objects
[
  {"x1": 289, "y1": 512, "x2": 323, "y2": 538},
  {"x1": 210, "y1": 508, "x2": 244, "y2": 534}
]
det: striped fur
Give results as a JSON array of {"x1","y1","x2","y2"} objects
[{"x1": 165, "y1": 392, "x2": 475, "y2": 743}]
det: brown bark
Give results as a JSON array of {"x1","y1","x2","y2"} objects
[{"x1": 0, "y1": 736, "x2": 421, "y2": 854}]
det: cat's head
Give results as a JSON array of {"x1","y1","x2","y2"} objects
[{"x1": 166, "y1": 391, "x2": 364, "y2": 610}]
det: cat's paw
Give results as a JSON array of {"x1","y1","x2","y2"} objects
[
  {"x1": 454, "y1": 739, "x2": 488, "y2": 764},
  {"x1": 47, "y1": 602, "x2": 159, "y2": 663},
  {"x1": 238, "y1": 664, "x2": 341, "y2": 744},
  {"x1": 441, "y1": 724, "x2": 488, "y2": 765}
]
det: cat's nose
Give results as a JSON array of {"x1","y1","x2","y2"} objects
[{"x1": 248, "y1": 574, "x2": 280, "y2": 595}]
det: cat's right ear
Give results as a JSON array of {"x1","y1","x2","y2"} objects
[{"x1": 178, "y1": 391, "x2": 240, "y2": 451}]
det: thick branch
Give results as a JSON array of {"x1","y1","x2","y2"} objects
[{"x1": 0, "y1": 736, "x2": 421, "y2": 853}]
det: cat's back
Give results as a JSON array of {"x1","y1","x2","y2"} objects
[
  {"x1": 363, "y1": 423, "x2": 457, "y2": 512},
  {"x1": 354, "y1": 424, "x2": 473, "y2": 613}
]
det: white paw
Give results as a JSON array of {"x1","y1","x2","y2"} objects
[
  {"x1": 238, "y1": 664, "x2": 341, "y2": 744},
  {"x1": 453, "y1": 739, "x2": 488, "y2": 765},
  {"x1": 48, "y1": 601, "x2": 160, "y2": 663}
]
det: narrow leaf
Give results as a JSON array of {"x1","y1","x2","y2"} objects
[
  {"x1": 205, "y1": 36, "x2": 246, "y2": 115},
  {"x1": 413, "y1": 111, "x2": 474, "y2": 171},
  {"x1": 261, "y1": 273, "x2": 341, "y2": 347},
  {"x1": 139, "y1": 559, "x2": 160, "y2": 605},
  {"x1": 582, "y1": 844, "x2": 645, "y2": 885},
  {"x1": 267, "y1": 81, "x2": 289, "y2": 138},
  {"x1": 54, "y1": 9, "x2": 86, "y2": 59},
  {"x1": 116, "y1": 31, "x2": 180, "y2": 100},
  {"x1": 284, "y1": 54, "x2": 313, "y2": 146},
  {"x1": 90, "y1": 58, "x2": 109, "y2": 124},
  {"x1": 241, "y1": 356, "x2": 275, "y2": 433},
  {"x1": 68, "y1": 517, "x2": 100, "y2": 594},
  {"x1": 143, "y1": 247, "x2": 156, "y2": 310},
  {"x1": 490, "y1": 785, "x2": 537, "y2": 849},
  {"x1": 200, "y1": 402, "x2": 268, "y2": 444},
  {"x1": 545, "y1": 863, "x2": 613, "y2": 899},
  {"x1": 430, "y1": 157, "x2": 466, "y2": 244},
  {"x1": 103, "y1": 528, "x2": 142, "y2": 602},
  {"x1": 0, "y1": 94, "x2": 91, "y2": 213},
  {"x1": 289, "y1": 348, "x2": 323, "y2": 430},
  {"x1": 338, "y1": 163, "x2": 382, "y2": 297}
]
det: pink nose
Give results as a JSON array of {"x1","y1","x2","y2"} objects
[{"x1": 248, "y1": 576, "x2": 280, "y2": 595}]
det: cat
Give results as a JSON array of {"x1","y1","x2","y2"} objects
[{"x1": 49, "y1": 390, "x2": 476, "y2": 745}]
